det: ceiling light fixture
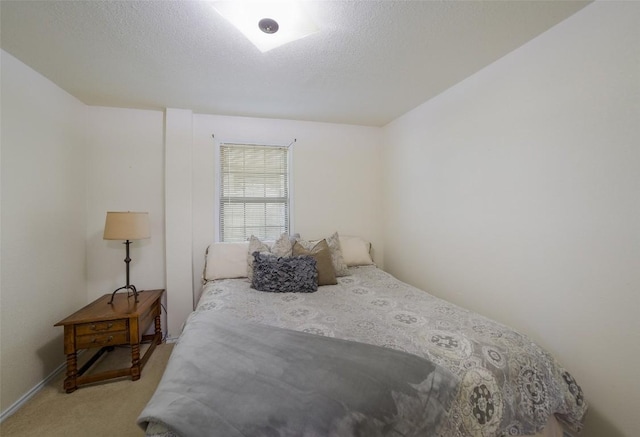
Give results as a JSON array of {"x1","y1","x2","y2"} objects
[
  {"x1": 212, "y1": 1, "x2": 318, "y2": 53},
  {"x1": 258, "y1": 18, "x2": 279, "y2": 34}
]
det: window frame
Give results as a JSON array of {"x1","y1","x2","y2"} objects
[{"x1": 214, "y1": 141, "x2": 294, "y2": 242}]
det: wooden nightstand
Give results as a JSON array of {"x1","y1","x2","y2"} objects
[{"x1": 54, "y1": 289, "x2": 164, "y2": 393}]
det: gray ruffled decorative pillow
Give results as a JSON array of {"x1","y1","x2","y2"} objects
[{"x1": 251, "y1": 252, "x2": 318, "y2": 293}]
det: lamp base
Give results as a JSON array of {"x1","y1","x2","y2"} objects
[{"x1": 108, "y1": 285, "x2": 139, "y2": 304}]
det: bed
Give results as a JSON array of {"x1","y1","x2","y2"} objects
[{"x1": 138, "y1": 234, "x2": 587, "y2": 437}]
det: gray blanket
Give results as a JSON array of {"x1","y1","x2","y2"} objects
[{"x1": 138, "y1": 311, "x2": 458, "y2": 437}]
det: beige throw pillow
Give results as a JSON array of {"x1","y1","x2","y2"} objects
[
  {"x1": 293, "y1": 239, "x2": 337, "y2": 286},
  {"x1": 247, "y1": 233, "x2": 292, "y2": 281},
  {"x1": 326, "y1": 232, "x2": 351, "y2": 277}
]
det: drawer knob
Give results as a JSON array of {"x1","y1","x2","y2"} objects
[
  {"x1": 90, "y1": 323, "x2": 113, "y2": 331},
  {"x1": 92, "y1": 336, "x2": 113, "y2": 344}
]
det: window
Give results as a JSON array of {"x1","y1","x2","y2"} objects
[{"x1": 218, "y1": 143, "x2": 290, "y2": 242}]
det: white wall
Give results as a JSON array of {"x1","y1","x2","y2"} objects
[
  {"x1": 85, "y1": 106, "x2": 166, "y2": 300},
  {"x1": 164, "y1": 108, "x2": 194, "y2": 336},
  {"x1": 191, "y1": 114, "x2": 383, "y2": 301},
  {"x1": 84, "y1": 106, "x2": 167, "y2": 331},
  {"x1": 382, "y1": 2, "x2": 639, "y2": 436},
  {"x1": 0, "y1": 50, "x2": 87, "y2": 413}
]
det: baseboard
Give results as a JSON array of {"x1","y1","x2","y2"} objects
[
  {"x1": 1, "y1": 337, "x2": 174, "y2": 423},
  {"x1": 0, "y1": 361, "x2": 67, "y2": 423}
]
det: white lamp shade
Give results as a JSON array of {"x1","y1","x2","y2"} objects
[{"x1": 103, "y1": 212, "x2": 150, "y2": 240}]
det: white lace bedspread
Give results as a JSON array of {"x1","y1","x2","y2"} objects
[{"x1": 195, "y1": 265, "x2": 587, "y2": 436}]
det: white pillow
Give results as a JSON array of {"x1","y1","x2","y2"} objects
[
  {"x1": 204, "y1": 242, "x2": 250, "y2": 280},
  {"x1": 339, "y1": 235, "x2": 374, "y2": 266}
]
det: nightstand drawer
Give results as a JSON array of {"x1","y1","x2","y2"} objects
[
  {"x1": 76, "y1": 319, "x2": 127, "y2": 335},
  {"x1": 76, "y1": 331, "x2": 128, "y2": 349}
]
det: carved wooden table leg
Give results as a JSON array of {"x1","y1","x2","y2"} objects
[
  {"x1": 154, "y1": 314, "x2": 162, "y2": 345},
  {"x1": 64, "y1": 352, "x2": 78, "y2": 393},
  {"x1": 131, "y1": 342, "x2": 141, "y2": 381}
]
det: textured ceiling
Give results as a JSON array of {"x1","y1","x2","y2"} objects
[{"x1": 0, "y1": 1, "x2": 590, "y2": 127}]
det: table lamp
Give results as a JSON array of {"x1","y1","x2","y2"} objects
[{"x1": 103, "y1": 211, "x2": 150, "y2": 304}]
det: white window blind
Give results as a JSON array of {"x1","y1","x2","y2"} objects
[{"x1": 219, "y1": 143, "x2": 290, "y2": 242}]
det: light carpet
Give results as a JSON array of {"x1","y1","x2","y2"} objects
[{"x1": 1, "y1": 343, "x2": 173, "y2": 437}]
